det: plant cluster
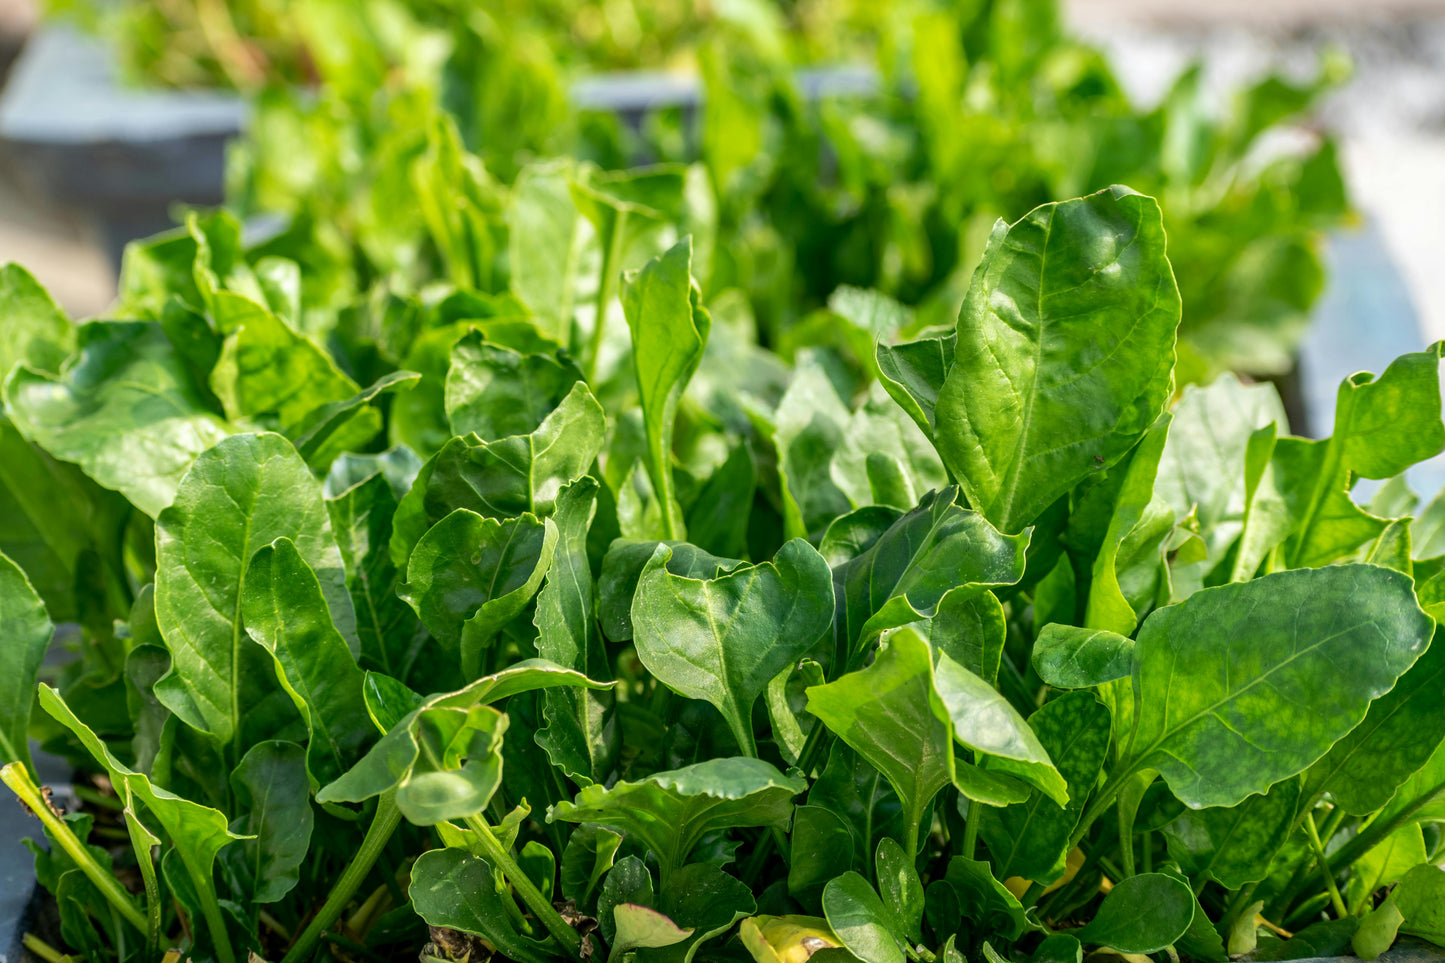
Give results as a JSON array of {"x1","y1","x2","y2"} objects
[
  {"x1": 4, "y1": 174, "x2": 1445, "y2": 963},
  {"x1": 53, "y1": 0, "x2": 1348, "y2": 378}
]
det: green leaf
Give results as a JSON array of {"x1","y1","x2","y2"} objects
[
  {"x1": 1032, "y1": 624, "x2": 1133, "y2": 690},
  {"x1": 622, "y1": 237, "x2": 711, "y2": 539},
  {"x1": 1279, "y1": 344, "x2": 1445, "y2": 568},
  {"x1": 874, "y1": 838, "x2": 924, "y2": 944},
  {"x1": 807, "y1": 742, "x2": 905, "y2": 875},
  {"x1": 4, "y1": 321, "x2": 231, "y2": 517},
  {"x1": 411, "y1": 847, "x2": 558, "y2": 963},
  {"x1": 1303, "y1": 628, "x2": 1445, "y2": 814},
  {"x1": 979, "y1": 691, "x2": 1112, "y2": 884},
  {"x1": 876, "y1": 334, "x2": 955, "y2": 444},
  {"x1": 771, "y1": 357, "x2": 855, "y2": 540},
  {"x1": 390, "y1": 380, "x2": 605, "y2": 563},
  {"x1": 153, "y1": 432, "x2": 354, "y2": 757},
  {"x1": 548, "y1": 756, "x2": 805, "y2": 882},
  {"x1": 560, "y1": 824, "x2": 623, "y2": 912},
  {"x1": 1125, "y1": 564, "x2": 1433, "y2": 808},
  {"x1": 935, "y1": 857, "x2": 1031, "y2": 942},
  {"x1": 534, "y1": 478, "x2": 618, "y2": 785},
  {"x1": 632, "y1": 538, "x2": 834, "y2": 755},
  {"x1": 38, "y1": 685, "x2": 244, "y2": 920},
  {"x1": 0, "y1": 550, "x2": 52, "y2": 775},
  {"x1": 226, "y1": 740, "x2": 313, "y2": 903},
  {"x1": 806, "y1": 630, "x2": 952, "y2": 854},
  {"x1": 325, "y1": 462, "x2": 424, "y2": 681},
  {"x1": 612, "y1": 904, "x2": 695, "y2": 963},
  {"x1": 317, "y1": 661, "x2": 608, "y2": 818},
  {"x1": 1391, "y1": 864, "x2": 1445, "y2": 947},
  {"x1": 822, "y1": 872, "x2": 905, "y2": 963},
  {"x1": 1160, "y1": 778, "x2": 1300, "y2": 889},
  {"x1": 599, "y1": 539, "x2": 743, "y2": 643},
  {"x1": 294, "y1": 369, "x2": 420, "y2": 467},
  {"x1": 1354, "y1": 897, "x2": 1404, "y2": 961},
  {"x1": 1073, "y1": 873, "x2": 1195, "y2": 953},
  {"x1": 0, "y1": 263, "x2": 73, "y2": 375},
  {"x1": 788, "y1": 805, "x2": 855, "y2": 906},
  {"x1": 509, "y1": 159, "x2": 589, "y2": 345},
  {"x1": 601, "y1": 856, "x2": 656, "y2": 947},
  {"x1": 832, "y1": 488, "x2": 1028, "y2": 653},
  {"x1": 933, "y1": 187, "x2": 1180, "y2": 534},
  {"x1": 243, "y1": 538, "x2": 375, "y2": 788},
  {"x1": 445, "y1": 331, "x2": 581, "y2": 440},
  {"x1": 637, "y1": 862, "x2": 755, "y2": 963},
  {"x1": 399, "y1": 509, "x2": 558, "y2": 677},
  {"x1": 1344, "y1": 823, "x2": 1425, "y2": 915}
]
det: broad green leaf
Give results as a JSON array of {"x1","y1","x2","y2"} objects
[
  {"x1": 601, "y1": 856, "x2": 656, "y2": 947},
  {"x1": 209, "y1": 292, "x2": 371, "y2": 441},
  {"x1": 1279, "y1": 344, "x2": 1445, "y2": 568},
  {"x1": 927, "y1": 588, "x2": 1008, "y2": 686},
  {"x1": 226, "y1": 740, "x2": 312, "y2": 903},
  {"x1": 411, "y1": 847, "x2": 558, "y2": 963},
  {"x1": 1390, "y1": 864, "x2": 1445, "y2": 946},
  {"x1": 683, "y1": 442, "x2": 756, "y2": 560},
  {"x1": 612, "y1": 904, "x2": 695, "y2": 963},
  {"x1": 1157, "y1": 866, "x2": 1228, "y2": 963},
  {"x1": 875, "y1": 838, "x2": 924, "y2": 944},
  {"x1": 1344, "y1": 823, "x2": 1425, "y2": 915},
  {"x1": 1032, "y1": 625, "x2": 1133, "y2": 689},
  {"x1": 38, "y1": 685, "x2": 244, "y2": 919},
  {"x1": 4, "y1": 321, "x2": 231, "y2": 517},
  {"x1": 599, "y1": 539, "x2": 743, "y2": 643},
  {"x1": 822, "y1": 872, "x2": 906, "y2": 963},
  {"x1": 806, "y1": 631, "x2": 953, "y2": 854},
  {"x1": 399, "y1": 509, "x2": 558, "y2": 677},
  {"x1": 632, "y1": 538, "x2": 834, "y2": 754},
  {"x1": 1303, "y1": 629, "x2": 1445, "y2": 814},
  {"x1": 979, "y1": 691, "x2": 1111, "y2": 884},
  {"x1": 325, "y1": 463, "x2": 423, "y2": 681},
  {"x1": 445, "y1": 331, "x2": 581, "y2": 440},
  {"x1": 636, "y1": 862, "x2": 755, "y2": 963},
  {"x1": 153, "y1": 432, "x2": 354, "y2": 756},
  {"x1": 622, "y1": 237, "x2": 711, "y2": 539},
  {"x1": 832, "y1": 488, "x2": 1028, "y2": 653},
  {"x1": 831, "y1": 386, "x2": 950, "y2": 517},
  {"x1": 0, "y1": 551, "x2": 52, "y2": 775},
  {"x1": 1074, "y1": 873, "x2": 1195, "y2": 953},
  {"x1": 560, "y1": 824, "x2": 623, "y2": 912},
  {"x1": 1155, "y1": 374, "x2": 1287, "y2": 578},
  {"x1": 876, "y1": 334, "x2": 956, "y2": 443},
  {"x1": 934, "y1": 187, "x2": 1181, "y2": 534},
  {"x1": 534, "y1": 478, "x2": 618, "y2": 785},
  {"x1": 1355, "y1": 898, "x2": 1404, "y2": 962},
  {"x1": 1125, "y1": 564, "x2": 1433, "y2": 808},
  {"x1": 0, "y1": 263, "x2": 72, "y2": 375},
  {"x1": 317, "y1": 661, "x2": 609, "y2": 815},
  {"x1": 933, "y1": 857, "x2": 1031, "y2": 942},
  {"x1": 390, "y1": 381, "x2": 605, "y2": 564},
  {"x1": 1160, "y1": 778, "x2": 1300, "y2": 889},
  {"x1": 548, "y1": 756, "x2": 805, "y2": 882},
  {"x1": 243, "y1": 538, "x2": 375, "y2": 789},
  {"x1": 931, "y1": 651, "x2": 1067, "y2": 805}
]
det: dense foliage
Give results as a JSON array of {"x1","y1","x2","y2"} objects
[
  {"x1": 52, "y1": 0, "x2": 1348, "y2": 379},
  {"x1": 4, "y1": 172, "x2": 1445, "y2": 963}
]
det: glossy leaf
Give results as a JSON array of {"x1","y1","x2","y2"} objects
[
  {"x1": 0, "y1": 550, "x2": 52, "y2": 775},
  {"x1": 411, "y1": 847, "x2": 558, "y2": 963},
  {"x1": 1160, "y1": 778, "x2": 1300, "y2": 889},
  {"x1": 243, "y1": 538, "x2": 375, "y2": 788},
  {"x1": 153, "y1": 432, "x2": 354, "y2": 754},
  {"x1": 1074, "y1": 873, "x2": 1195, "y2": 953},
  {"x1": 632, "y1": 538, "x2": 834, "y2": 754},
  {"x1": 4, "y1": 321, "x2": 231, "y2": 517},
  {"x1": 933, "y1": 187, "x2": 1180, "y2": 534},
  {"x1": 548, "y1": 756, "x2": 805, "y2": 881},
  {"x1": 1032, "y1": 625, "x2": 1133, "y2": 689},
  {"x1": 822, "y1": 872, "x2": 905, "y2": 963},
  {"x1": 445, "y1": 331, "x2": 581, "y2": 440},
  {"x1": 1125, "y1": 564, "x2": 1433, "y2": 808},
  {"x1": 226, "y1": 740, "x2": 312, "y2": 903},
  {"x1": 875, "y1": 334, "x2": 955, "y2": 443}
]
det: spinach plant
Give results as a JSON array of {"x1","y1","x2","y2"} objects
[{"x1": 3, "y1": 182, "x2": 1444, "y2": 963}]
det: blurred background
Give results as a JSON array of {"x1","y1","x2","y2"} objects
[{"x1": 0, "y1": 0, "x2": 1442, "y2": 448}]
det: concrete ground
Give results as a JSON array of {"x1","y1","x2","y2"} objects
[{"x1": 0, "y1": 0, "x2": 1443, "y2": 332}]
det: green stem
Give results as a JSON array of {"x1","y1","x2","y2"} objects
[
  {"x1": 1118, "y1": 799, "x2": 1137, "y2": 879},
  {"x1": 463, "y1": 814, "x2": 584, "y2": 959},
  {"x1": 23, "y1": 933, "x2": 67, "y2": 963},
  {"x1": 122, "y1": 806, "x2": 164, "y2": 957},
  {"x1": 1, "y1": 762, "x2": 148, "y2": 936},
  {"x1": 961, "y1": 803, "x2": 980, "y2": 861},
  {"x1": 584, "y1": 211, "x2": 627, "y2": 384},
  {"x1": 188, "y1": 853, "x2": 237, "y2": 963},
  {"x1": 1304, "y1": 812, "x2": 1347, "y2": 919},
  {"x1": 283, "y1": 792, "x2": 402, "y2": 963},
  {"x1": 1069, "y1": 764, "x2": 1135, "y2": 851}
]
